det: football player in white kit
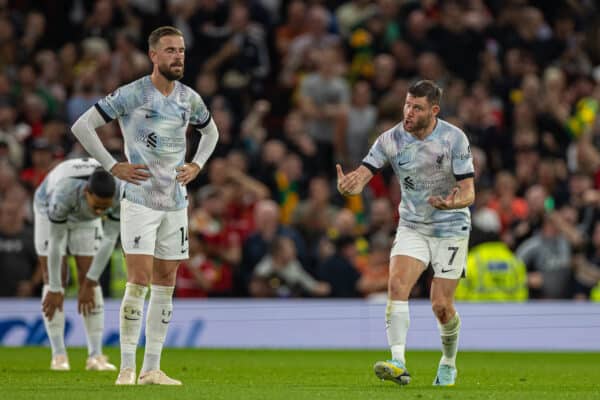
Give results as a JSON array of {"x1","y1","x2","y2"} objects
[
  {"x1": 37, "y1": 158, "x2": 121, "y2": 371},
  {"x1": 337, "y1": 80, "x2": 475, "y2": 387},
  {"x1": 71, "y1": 26, "x2": 219, "y2": 385}
]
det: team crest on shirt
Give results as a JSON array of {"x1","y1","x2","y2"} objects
[
  {"x1": 434, "y1": 152, "x2": 449, "y2": 170},
  {"x1": 436, "y1": 154, "x2": 444, "y2": 167},
  {"x1": 181, "y1": 111, "x2": 187, "y2": 127}
]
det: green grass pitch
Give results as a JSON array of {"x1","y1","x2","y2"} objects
[{"x1": 2, "y1": 347, "x2": 599, "y2": 400}]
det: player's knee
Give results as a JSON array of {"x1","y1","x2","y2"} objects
[
  {"x1": 152, "y1": 268, "x2": 177, "y2": 286},
  {"x1": 388, "y1": 277, "x2": 412, "y2": 300},
  {"x1": 431, "y1": 301, "x2": 452, "y2": 322},
  {"x1": 127, "y1": 270, "x2": 151, "y2": 286}
]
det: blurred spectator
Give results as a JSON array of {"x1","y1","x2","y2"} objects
[
  {"x1": 317, "y1": 235, "x2": 361, "y2": 298},
  {"x1": 275, "y1": 0, "x2": 307, "y2": 59},
  {"x1": 66, "y1": 67, "x2": 103, "y2": 125},
  {"x1": 280, "y1": 109, "x2": 319, "y2": 177},
  {"x1": 176, "y1": 232, "x2": 233, "y2": 298},
  {"x1": 572, "y1": 220, "x2": 600, "y2": 300},
  {"x1": 297, "y1": 46, "x2": 350, "y2": 170},
  {"x1": 291, "y1": 175, "x2": 339, "y2": 254},
  {"x1": 336, "y1": 1, "x2": 378, "y2": 39},
  {"x1": 280, "y1": 4, "x2": 341, "y2": 88},
  {"x1": 487, "y1": 171, "x2": 528, "y2": 234},
  {"x1": 0, "y1": 199, "x2": 38, "y2": 296},
  {"x1": 0, "y1": 160, "x2": 17, "y2": 201},
  {"x1": 250, "y1": 236, "x2": 330, "y2": 298},
  {"x1": 240, "y1": 99, "x2": 270, "y2": 157},
  {"x1": 203, "y1": 1, "x2": 270, "y2": 115},
  {"x1": 347, "y1": 80, "x2": 377, "y2": 168},
  {"x1": 266, "y1": 152, "x2": 304, "y2": 225},
  {"x1": 0, "y1": 100, "x2": 25, "y2": 168},
  {"x1": 365, "y1": 197, "x2": 396, "y2": 242},
  {"x1": 516, "y1": 211, "x2": 582, "y2": 299},
  {"x1": 189, "y1": 184, "x2": 241, "y2": 296},
  {"x1": 240, "y1": 199, "x2": 306, "y2": 295},
  {"x1": 20, "y1": 137, "x2": 55, "y2": 190},
  {"x1": 356, "y1": 232, "x2": 390, "y2": 299},
  {"x1": 456, "y1": 215, "x2": 528, "y2": 302},
  {"x1": 507, "y1": 184, "x2": 548, "y2": 249},
  {"x1": 427, "y1": 0, "x2": 485, "y2": 83}
]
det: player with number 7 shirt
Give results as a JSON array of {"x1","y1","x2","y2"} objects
[{"x1": 336, "y1": 80, "x2": 475, "y2": 387}]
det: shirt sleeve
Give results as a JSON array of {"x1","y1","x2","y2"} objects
[
  {"x1": 47, "y1": 222, "x2": 68, "y2": 292},
  {"x1": 361, "y1": 134, "x2": 388, "y2": 172},
  {"x1": 253, "y1": 258, "x2": 272, "y2": 277},
  {"x1": 95, "y1": 83, "x2": 136, "y2": 122},
  {"x1": 86, "y1": 218, "x2": 120, "y2": 282},
  {"x1": 189, "y1": 91, "x2": 211, "y2": 129},
  {"x1": 451, "y1": 130, "x2": 475, "y2": 180},
  {"x1": 47, "y1": 180, "x2": 76, "y2": 223},
  {"x1": 288, "y1": 261, "x2": 319, "y2": 292},
  {"x1": 106, "y1": 185, "x2": 121, "y2": 221}
]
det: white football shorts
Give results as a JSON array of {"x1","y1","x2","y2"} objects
[
  {"x1": 34, "y1": 205, "x2": 103, "y2": 257},
  {"x1": 391, "y1": 226, "x2": 468, "y2": 279},
  {"x1": 120, "y1": 199, "x2": 189, "y2": 260}
]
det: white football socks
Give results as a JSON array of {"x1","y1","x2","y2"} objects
[
  {"x1": 119, "y1": 282, "x2": 148, "y2": 370},
  {"x1": 438, "y1": 312, "x2": 461, "y2": 368},
  {"x1": 82, "y1": 285, "x2": 104, "y2": 357},
  {"x1": 141, "y1": 285, "x2": 174, "y2": 373},
  {"x1": 386, "y1": 300, "x2": 410, "y2": 364},
  {"x1": 42, "y1": 285, "x2": 66, "y2": 356}
]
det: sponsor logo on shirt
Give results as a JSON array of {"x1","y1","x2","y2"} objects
[{"x1": 403, "y1": 176, "x2": 415, "y2": 191}]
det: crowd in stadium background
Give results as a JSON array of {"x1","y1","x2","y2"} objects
[{"x1": 1, "y1": 0, "x2": 600, "y2": 300}]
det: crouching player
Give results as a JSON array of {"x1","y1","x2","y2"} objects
[{"x1": 37, "y1": 158, "x2": 121, "y2": 371}]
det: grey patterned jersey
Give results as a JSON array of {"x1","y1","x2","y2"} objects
[
  {"x1": 34, "y1": 158, "x2": 120, "y2": 223},
  {"x1": 362, "y1": 119, "x2": 474, "y2": 238},
  {"x1": 95, "y1": 75, "x2": 211, "y2": 211}
]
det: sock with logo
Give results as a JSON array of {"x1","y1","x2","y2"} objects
[
  {"x1": 119, "y1": 282, "x2": 148, "y2": 370},
  {"x1": 438, "y1": 312, "x2": 460, "y2": 367},
  {"x1": 141, "y1": 285, "x2": 174, "y2": 373},
  {"x1": 386, "y1": 300, "x2": 409, "y2": 364}
]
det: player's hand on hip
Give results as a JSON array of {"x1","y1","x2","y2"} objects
[
  {"x1": 176, "y1": 163, "x2": 201, "y2": 185},
  {"x1": 42, "y1": 291, "x2": 64, "y2": 321},
  {"x1": 110, "y1": 162, "x2": 151, "y2": 185},
  {"x1": 428, "y1": 187, "x2": 458, "y2": 210},
  {"x1": 336, "y1": 164, "x2": 361, "y2": 196},
  {"x1": 77, "y1": 278, "x2": 96, "y2": 316}
]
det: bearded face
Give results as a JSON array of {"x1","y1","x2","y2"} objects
[
  {"x1": 152, "y1": 35, "x2": 185, "y2": 81},
  {"x1": 403, "y1": 108, "x2": 433, "y2": 133},
  {"x1": 158, "y1": 60, "x2": 184, "y2": 81},
  {"x1": 403, "y1": 94, "x2": 437, "y2": 134}
]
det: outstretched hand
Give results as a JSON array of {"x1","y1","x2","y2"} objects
[
  {"x1": 428, "y1": 187, "x2": 459, "y2": 210},
  {"x1": 336, "y1": 164, "x2": 362, "y2": 196},
  {"x1": 110, "y1": 162, "x2": 151, "y2": 185}
]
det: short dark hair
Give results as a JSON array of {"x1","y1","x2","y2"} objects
[
  {"x1": 88, "y1": 168, "x2": 116, "y2": 198},
  {"x1": 408, "y1": 80, "x2": 443, "y2": 105},
  {"x1": 148, "y1": 26, "x2": 183, "y2": 50}
]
